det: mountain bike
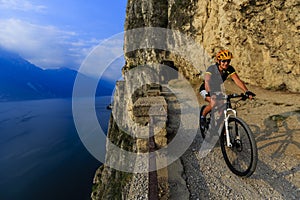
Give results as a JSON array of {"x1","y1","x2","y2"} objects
[{"x1": 200, "y1": 93, "x2": 258, "y2": 177}]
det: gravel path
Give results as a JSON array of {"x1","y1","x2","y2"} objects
[{"x1": 180, "y1": 132, "x2": 299, "y2": 199}]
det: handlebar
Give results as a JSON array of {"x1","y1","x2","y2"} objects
[
  {"x1": 212, "y1": 93, "x2": 255, "y2": 101},
  {"x1": 212, "y1": 92, "x2": 255, "y2": 109},
  {"x1": 228, "y1": 93, "x2": 256, "y2": 100},
  {"x1": 228, "y1": 93, "x2": 245, "y2": 99}
]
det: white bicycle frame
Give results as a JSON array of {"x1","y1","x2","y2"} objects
[{"x1": 224, "y1": 108, "x2": 237, "y2": 147}]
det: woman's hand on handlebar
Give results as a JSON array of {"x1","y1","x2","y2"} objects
[{"x1": 245, "y1": 91, "x2": 256, "y2": 100}]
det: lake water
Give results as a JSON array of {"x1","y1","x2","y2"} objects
[{"x1": 0, "y1": 97, "x2": 111, "y2": 200}]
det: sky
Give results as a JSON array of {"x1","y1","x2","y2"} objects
[{"x1": 0, "y1": 0, "x2": 127, "y2": 79}]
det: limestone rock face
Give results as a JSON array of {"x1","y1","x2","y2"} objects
[{"x1": 124, "y1": 0, "x2": 300, "y2": 92}]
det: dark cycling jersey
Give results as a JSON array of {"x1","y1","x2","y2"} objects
[{"x1": 200, "y1": 64, "x2": 236, "y2": 92}]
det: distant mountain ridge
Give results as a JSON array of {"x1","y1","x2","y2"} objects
[{"x1": 0, "y1": 48, "x2": 115, "y2": 101}]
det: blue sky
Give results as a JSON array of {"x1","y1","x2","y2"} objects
[{"x1": 0, "y1": 0, "x2": 127, "y2": 79}]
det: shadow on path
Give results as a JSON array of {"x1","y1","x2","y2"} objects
[{"x1": 249, "y1": 110, "x2": 300, "y2": 198}]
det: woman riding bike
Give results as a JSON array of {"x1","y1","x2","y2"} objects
[{"x1": 199, "y1": 50, "x2": 255, "y2": 130}]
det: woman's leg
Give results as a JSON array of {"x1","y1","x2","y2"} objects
[{"x1": 202, "y1": 96, "x2": 214, "y2": 117}]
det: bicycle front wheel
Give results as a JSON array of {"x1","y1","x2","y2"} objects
[{"x1": 220, "y1": 117, "x2": 258, "y2": 177}]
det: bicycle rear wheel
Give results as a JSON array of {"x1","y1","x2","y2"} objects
[{"x1": 220, "y1": 117, "x2": 258, "y2": 177}]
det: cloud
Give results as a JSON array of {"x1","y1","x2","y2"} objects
[
  {"x1": 0, "y1": 18, "x2": 124, "y2": 81},
  {"x1": 0, "y1": 18, "x2": 101, "y2": 69},
  {"x1": 78, "y1": 34, "x2": 125, "y2": 80},
  {"x1": 0, "y1": 0, "x2": 46, "y2": 12}
]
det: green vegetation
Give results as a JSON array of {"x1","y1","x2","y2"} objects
[
  {"x1": 91, "y1": 165, "x2": 133, "y2": 200},
  {"x1": 91, "y1": 116, "x2": 136, "y2": 199}
]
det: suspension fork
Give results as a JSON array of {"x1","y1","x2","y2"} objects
[{"x1": 224, "y1": 108, "x2": 237, "y2": 147}]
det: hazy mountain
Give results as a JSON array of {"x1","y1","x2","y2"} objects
[{"x1": 0, "y1": 48, "x2": 115, "y2": 101}]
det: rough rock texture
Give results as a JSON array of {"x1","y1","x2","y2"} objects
[
  {"x1": 124, "y1": 0, "x2": 300, "y2": 92},
  {"x1": 91, "y1": 0, "x2": 300, "y2": 199}
]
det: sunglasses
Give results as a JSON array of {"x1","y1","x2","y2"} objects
[{"x1": 221, "y1": 59, "x2": 231, "y2": 63}]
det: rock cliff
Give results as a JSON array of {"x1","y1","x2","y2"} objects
[
  {"x1": 91, "y1": 0, "x2": 299, "y2": 199},
  {"x1": 124, "y1": 0, "x2": 299, "y2": 92}
]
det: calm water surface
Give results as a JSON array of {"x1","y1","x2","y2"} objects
[{"x1": 0, "y1": 97, "x2": 111, "y2": 200}]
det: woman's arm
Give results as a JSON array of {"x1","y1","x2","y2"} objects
[
  {"x1": 231, "y1": 73, "x2": 255, "y2": 99},
  {"x1": 231, "y1": 73, "x2": 248, "y2": 92}
]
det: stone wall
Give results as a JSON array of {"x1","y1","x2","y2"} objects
[{"x1": 92, "y1": 70, "x2": 172, "y2": 199}]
